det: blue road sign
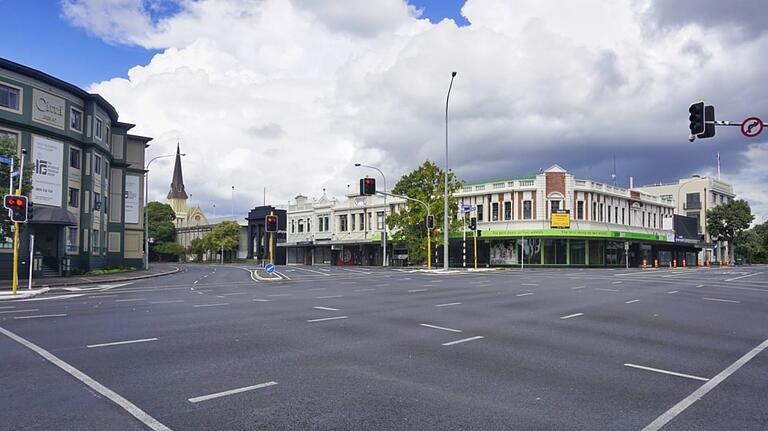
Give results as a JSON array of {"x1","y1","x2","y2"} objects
[
  {"x1": 265, "y1": 263, "x2": 275, "y2": 273},
  {"x1": 0, "y1": 156, "x2": 12, "y2": 165}
]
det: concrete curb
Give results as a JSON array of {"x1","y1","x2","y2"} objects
[
  {"x1": 1, "y1": 266, "x2": 181, "y2": 292},
  {"x1": 252, "y1": 268, "x2": 283, "y2": 282},
  {"x1": 0, "y1": 287, "x2": 50, "y2": 301}
]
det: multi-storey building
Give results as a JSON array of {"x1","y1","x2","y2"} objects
[
  {"x1": 637, "y1": 175, "x2": 735, "y2": 264},
  {"x1": 283, "y1": 165, "x2": 701, "y2": 267},
  {"x1": 0, "y1": 58, "x2": 149, "y2": 278}
]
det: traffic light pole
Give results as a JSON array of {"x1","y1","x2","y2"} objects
[
  {"x1": 11, "y1": 151, "x2": 26, "y2": 294},
  {"x1": 473, "y1": 228, "x2": 478, "y2": 270},
  {"x1": 376, "y1": 191, "x2": 431, "y2": 270},
  {"x1": 269, "y1": 211, "x2": 274, "y2": 265}
]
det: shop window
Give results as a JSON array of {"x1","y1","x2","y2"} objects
[
  {"x1": 492, "y1": 202, "x2": 499, "y2": 221},
  {"x1": 521, "y1": 238, "x2": 541, "y2": 265},
  {"x1": 589, "y1": 240, "x2": 605, "y2": 266},
  {"x1": 504, "y1": 202, "x2": 512, "y2": 220},
  {"x1": 543, "y1": 239, "x2": 567, "y2": 265},
  {"x1": 477, "y1": 204, "x2": 484, "y2": 221},
  {"x1": 570, "y1": 240, "x2": 586, "y2": 265},
  {"x1": 577, "y1": 201, "x2": 584, "y2": 220}
]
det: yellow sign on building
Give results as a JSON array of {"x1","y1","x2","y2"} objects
[{"x1": 551, "y1": 211, "x2": 571, "y2": 229}]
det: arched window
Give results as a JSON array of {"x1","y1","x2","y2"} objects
[
  {"x1": 307, "y1": 218, "x2": 311, "y2": 232},
  {"x1": 298, "y1": 219, "x2": 304, "y2": 233},
  {"x1": 290, "y1": 220, "x2": 295, "y2": 233}
]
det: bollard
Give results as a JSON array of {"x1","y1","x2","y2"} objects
[
  {"x1": 654, "y1": 259, "x2": 659, "y2": 268},
  {"x1": 682, "y1": 259, "x2": 687, "y2": 268},
  {"x1": 673, "y1": 259, "x2": 677, "y2": 268}
]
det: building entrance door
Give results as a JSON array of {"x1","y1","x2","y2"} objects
[{"x1": 32, "y1": 225, "x2": 61, "y2": 275}]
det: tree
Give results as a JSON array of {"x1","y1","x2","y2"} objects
[
  {"x1": 706, "y1": 199, "x2": 754, "y2": 263},
  {"x1": 145, "y1": 201, "x2": 176, "y2": 261},
  {"x1": 0, "y1": 135, "x2": 32, "y2": 240},
  {"x1": 387, "y1": 160, "x2": 463, "y2": 265},
  {"x1": 205, "y1": 221, "x2": 241, "y2": 262},
  {"x1": 154, "y1": 242, "x2": 185, "y2": 262},
  {"x1": 734, "y1": 229, "x2": 766, "y2": 264},
  {"x1": 189, "y1": 237, "x2": 208, "y2": 261}
]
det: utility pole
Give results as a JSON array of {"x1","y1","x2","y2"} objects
[
  {"x1": 11, "y1": 150, "x2": 26, "y2": 294},
  {"x1": 444, "y1": 71, "x2": 457, "y2": 270}
]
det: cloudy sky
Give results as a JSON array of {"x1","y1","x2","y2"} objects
[{"x1": 2, "y1": 0, "x2": 767, "y2": 222}]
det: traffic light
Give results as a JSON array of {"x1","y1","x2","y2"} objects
[
  {"x1": 27, "y1": 201, "x2": 33, "y2": 221},
  {"x1": 359, "y1": 177, "x2": 376, "y2": 196},
  {"x1": 688, "y1": 101, "x2": 705, "y2": 136},
  {"x1": 469, "y1": 216, "x2": 477, "y2": 230},
  {"x1": 4, "y1": 194, "x2": 28, "y2": 223},
  {"x1": 699, "y1": 105, "x2": 716, "y2": 139},
  {"x1": 427, "y1": 215, "x2": 434, "y2": 229},
  {"x1": 265, "y1": 215, "x2": 278, "y2": 232}
]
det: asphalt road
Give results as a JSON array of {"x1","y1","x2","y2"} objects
[{"x1": 2, "y1": 264, "x2": 767, "y2": 430}]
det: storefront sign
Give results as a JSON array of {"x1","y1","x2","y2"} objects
[
  {"x1": 451, "y1": 229, "x2": 668, "y2": 242},
  {"x1": 124, "y1": 175, "x2": 141, "y2": 224},
  {"x1": 31, "y1": 135, "x2": 63, "y2": 207},
  {"x1": 550, "y1": 210, "x2": 571, "y2": 229},
  {"x1": 32, "y1": 89, "x2": 66, "y2": 130}
]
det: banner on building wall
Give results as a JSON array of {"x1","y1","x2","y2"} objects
[
  {"x1": 550, "y1": 209, "x2": 571, "y2": 229},
  {"x1": 124, "y1": 175, "x2": 141, "y2": 224},
  {"x1": 490, "y1": 239, "x2": 518, "y2": 265},
  {"x1": 31, "y1": 135, "x2": 63, "y2": 207}
]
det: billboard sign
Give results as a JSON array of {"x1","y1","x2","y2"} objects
[
  {"x1": 124, "y1": 174, "x2": 141, "y2": 224},
  {"x1": 550, "y1": 209, "x2": 571, "y2": 229},
  {"x1": 31, "y1": 135, "x2": 63, "y2": 207}
]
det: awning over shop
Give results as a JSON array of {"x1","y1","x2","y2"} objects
[{"x1": 29, "y1": 207, "x2": 78, "y2": 226}]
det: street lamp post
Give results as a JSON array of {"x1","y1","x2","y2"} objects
[
  {"x1": 444, "y1": 71, "x2": 457, "y2": 269},
  {"x1": 355, "y1": 163, "x2": 388, "y2": 266},
  {"x1": 144, "y1": 153, "x2": 184, "y2": 270}
]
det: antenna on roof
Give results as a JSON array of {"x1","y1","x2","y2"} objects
[{"x1": 611, "y1": 155, "x2": 617, "y2": 186}]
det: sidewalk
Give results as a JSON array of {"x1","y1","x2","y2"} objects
[{"x1": 0, "y1": 263, "x2": 181, "y2": 291}]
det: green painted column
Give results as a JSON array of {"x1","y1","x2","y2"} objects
[
  {"x1": 540, "y1": 239, "x2": 545, "y2": 265},
  {"x1": 585, "y1": 240, "x2": 590, "y2": 266},
  {"x1": 566, "y1": 239, "x2": 570, "y2": 266}
]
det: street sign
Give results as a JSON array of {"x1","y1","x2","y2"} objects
[
  {"x1": 741, "y1": 116, "x2": 764, "y2": 138},
  {"x1": 265, "y1": 263, "x2": 275, "y2": 273},
  {"x1": 460, "y1": 204, "x2": 474, "y2": 213},
  {"x1": 0, "y1": 156, "x2": 12, "y2": 165}
]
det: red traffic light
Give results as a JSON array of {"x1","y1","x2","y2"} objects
[
  {"x1": 265, "y1": 215, "x2": 278, "y2": 232},
  {"x1": 4, "y1": 195, "x2": 26, "y2": 208}
]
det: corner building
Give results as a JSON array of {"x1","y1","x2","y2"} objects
[{"x1": 0, "y1": 58, "x2": 149, "y2": 278}]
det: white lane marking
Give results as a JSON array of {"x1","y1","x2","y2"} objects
[
  {"x1": 355, "y1": 288, "x2": 376, "y2": 292},
  {"x1": 612, "y1": 281, "x2": 623, "y2": 284},
  {"x1": 642, "y1": 338, "x2": 768, "y2": 431},
  {"x1": 188, "y1": 381, "x2": 278, "y2": 404},
  {"x1": 304, "y1": 287, "x2": 327, "y2": 292},
  {"x1": 0, "y1": 306, "x2": 16, "y2": 310},
  {"x1": 341, "y1": 268, "x2": 371, "y2": 274},
  {"x1": 696, "y1": 284, "x2": 704, "y2": 288},
  {"x1": 0, "y1": 326, "x2": 171, "y2": 431},
  {"x1": 442, "y1": 336, "x2": 484, "y2": 346},
  {"x1": 193, "y1": 303, "x2": 229, "y2": 308},
  {"x1": 625, "y1": 299, "x2": 640, "y2": 304},
  {"x1": 515, "y1": 292, "x2": 534, "y2": 297},
  {"x1": 375, "y1": 283, "x2": 390, "y2": 287},
  {"x1": 624, "y1": 363, "x2": 709, "y2": 382},
  {"x1": 571, "y1": 286, "x2": 586, "y2": 290},
  {"x1": 420, "y1": 323, "x2": 462, "y2": 333},
  {"x1": 317, "y1": 295, "x2": 343, "y2": 299},
  {"x1": 252, "y1": 299, "x2": 272, "y2": 302},
  {"x1": 595, "y1": 288, "x2": 619, "y2": 292},
  {"x1": 269, "y1": 294, "x2": 293, "y2": 297},
  {"x1": 290, "y1": 266, "x2": 331, "y2": 276},
  {"x1": 149, "y1": 300, "x2": 185, "y2": 304},
  {"x1": 313, "y1": 306, "x2": 340, "y2": 311},
  {"x1": 14, "y1": 314, "x2": 67, "y2": 319},
  {"x1": 87, "y1": 338, "x2": 158, "y2": 349},
  {"x1": 725, "y1": 272, "x2": 762, "y2": 282},
  {"x1": 115, "y1": 298, "x2": 147, "y2": 302},
  {"x1": 435, "y1": 302, "x2": 462, "y2": 307},
  {"x1": 702, "y1": 297, "x2": 741, "y2": 304},
  {"x1": 193, "y1": 280, "x2": 199, "y2": 284},
  {"x1": 307, "y1": 316, "x2": 348, "y2": 323},
  {"x1": 220, "y1": 292, "x2": 247, "y2": 296},
  {"x1": 560, "y1": 313, "x2": 584, "y2": 320},
  {"x1": 666, "y1": 290, "x2": 678, "y2": 294},
  {"x1": 521, "y1": 283, "x2": 539, "y2": 286},
  {"x1": 408, "y1": 289, "x2": 428, "y2": 293},
  {"x1": 429, "y1": 280, "x2": 442, "y2": 283},
  {"x1": 0, "y1": 309, "x2": 39, "y2": 314},
  {"x1": 88, "y1": 294, "x2": 118, "y2": 298}
]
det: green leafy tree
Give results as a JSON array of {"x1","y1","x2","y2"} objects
[
  {"x1": 206, "y1": 220, "x2": 241, "y2": 262},
  {"x1": 154, "y1": 241, "x2": 185, "y2": 262},
  {"x1": 189, "y1": 237, "x2": 208, "y2": 261},
  {"x1": 0, "y1": 135, "x2": 33, "y2": 239},
  {"x1": 707, "y1": 199, "x2": 754, "y2": 263},
  {"x1": 734, "y1": 229, "x2": 766, "y2": 264},
  {"x1": 387, "y1": 160, "x2": 463, "y2": 265},
  {"x1": 145, "y1": 201, "x2": 176, "y2": 261}
]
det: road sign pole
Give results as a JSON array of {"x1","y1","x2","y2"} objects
[
  {"x1": 28, "y1": 234, "x2": 34, "y2": 290},
  {"x1": 427, "y1": 223, "x2": 431, "y2": 270},
  {"x1": 462, "y1": 212, "x2": 466, "y2": 268},
  {"x1": 473, "y1": 229, "x2": 478, "y2": 270},
  {"x1": 269, "y1": 211, "x2": 274, "y2": 265}
]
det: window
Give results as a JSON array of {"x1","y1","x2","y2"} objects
[
  {"x1": 0, "y1": 83, "x2": 20, "y2": 111},
  {"x1": 577, "y1": 201, "x2": 584, "y2": 220},
  {"x1": 615, "y1": 207, "x2": 618, "y2": 224},
  {"x1": 599, "y1": 203, "x2": 604, "y2": 222},
  {"x1": 298, "y1": 219, "x2": 304, "y2": 232},
  {"x1": 477, "y1": 204, "x2": 484, "y2": 221},
  {"x1": 523, "y1": 201, "x2": 532, "y2": 220},
  {"x1": 351, "y1": 213, "x2": 356, "y2": 231},
  {"x1": 66, "y1": 227, "x2": 78, "y2": 252},
  {"x1": 324, "y1": 216, "x2": 329, "y2": 232},
  {"x1": 290, "y1": 220, "x2": 295, "y2": 233},
  {"x1": 94, "y1": 192, "x2": 101, "y2": 211},
  {"x1": 492, "y1": 202, "x2": 499, "y2": 221},
  {"x1": 0, "y1": 129, "x2": 19, "y2": 149},
  {"x1": 95, "y1": 117, "x2": 103, "y2": 139},
  {"x1": 68, "y1": 187, "x2": 79, "y2": 207},
  {"x1": 105, "y1": 125, "x2": 111, "y2": 145},
  {"x1": 359, "y1": 212, "x2": 365, "y2": 230},
  {"x1": 92, "y1": 229, "x2": 100, "y2": 252},
  {"x1": 608, "y1": 205, "x2": 612, "y2": 223},
  {"x1": 69, "y1": 148, "x2": 81, "y2": 169},
  {"x1": 339, "y1": 215, "x2": 348, "y2": 232},
  {"x1": 550, "y1": 200, "x2": 560, "y2": 214},
  {"x1": 94, "y1": 154, "x2": 102, "y2": 175},
  {"x1": 504, "y1": 202, "x2": 512, "y2": 220},
  {"x1": 377, "y1": 212, "x2": 385, "y2": 230},
  {"x1": 622, "y1": 208, "x2": 625, "y2": 225},
  {"x1": 642, "y1": 211, "x2": 645, "y2": 226},
  {"x1": 307, "y1": 219, "x2": 311, "y2": 232},
  {"x1": 70, "y1": 107, "x2": 83, "y2": 132},
  {"x1": 653, "y1": 213, "x2": 657, "y2": 228}
]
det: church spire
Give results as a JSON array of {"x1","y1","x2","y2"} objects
[{"x1": 167, "y1": 142, "x2": 188, "y2": 200}]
